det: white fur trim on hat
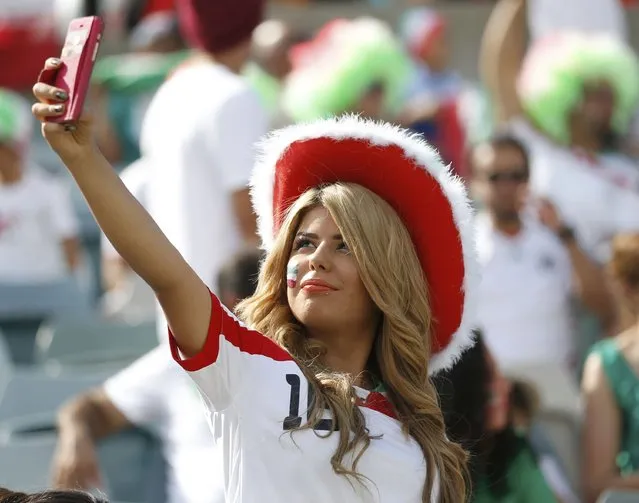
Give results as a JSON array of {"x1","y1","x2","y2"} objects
[{"x1": 250, "y1": 114, "x2": 479, "y2": 374}]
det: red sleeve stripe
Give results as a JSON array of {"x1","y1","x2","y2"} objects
[{"x1": 169, "y1": 290, "x2": 293, "y2": 372}]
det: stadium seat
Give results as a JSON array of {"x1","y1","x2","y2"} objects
[
  {"x1": 0, "y1": 281, "x2": 92, "y2": 364},
  {"x1": 0, "y1": 329, "x2": 13, "y2": 397},
  {"x1": 597, "y1": 489, "x2": 639, "y2": 502},
  {"x1": 0, "y1": 428, "x2": 166, "y2": 503},
  {"x1": 0, "y1": 371, "x2": 109, "y2": 423},
  {"x1": 34, "y1": 317, "x2": 157, "y2": 368},
  {"x1": 0, "y1": 433, "x2": 57, "y2": 492}
]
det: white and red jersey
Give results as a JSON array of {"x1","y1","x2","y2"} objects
[{"x1": 169, "y1": 291, "x2": 434, "y2": 503}]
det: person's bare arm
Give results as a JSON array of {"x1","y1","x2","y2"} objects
[
  {"x1": 33, "y1": 60, "x2": 211, "y2": 357},
  {"x1": 231, "y1": 188, "x2": 259, "y2": 245},
  {"x1": 582, "y1": 353, "x2": 639, "y2": 502},
  {"x1": 53, "y1": 389, "x2": 130, "y2": 489},
  {"x1": 479, "y1": 0, "x2": 527, "y2": 124},
  {"x1": 538, "y1": 199, "x2": 615, "y2": 330},
  {"x1": 61, "y1": 237, "x2": 82, "y2": 271},
  {"x1": 564, "y1": 238, "x2": 616, "y2": 330}
]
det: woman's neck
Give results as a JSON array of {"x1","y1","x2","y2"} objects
[{"x1": 309, "y1": 326, "x2": 376, "y2": 388}]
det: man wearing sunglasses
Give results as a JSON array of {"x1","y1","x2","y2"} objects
[{"x1": 470, "y1": 134, "x2": 614, "y2": 372}]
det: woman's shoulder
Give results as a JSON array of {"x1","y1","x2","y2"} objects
[
  {"x1": 589, "y1": 331, "x2": 639, "y2": 363},
  {"x1": 589, "y1": 337, "x2": 621, "y2": 359}
]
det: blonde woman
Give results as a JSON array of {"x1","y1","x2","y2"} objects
[{"x1": 32, "y1": 57, "x2": 479, "y2": 502}]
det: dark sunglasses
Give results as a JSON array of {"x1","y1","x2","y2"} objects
[{"x1": 487, "y1": 171, "x2": 528, "y2": 183}]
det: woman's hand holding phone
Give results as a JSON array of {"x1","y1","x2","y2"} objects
[{"x1": 32, "y1": 58, "x2": 97, "y2": 168}]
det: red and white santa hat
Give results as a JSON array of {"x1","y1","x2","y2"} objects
[{"x1": 250, "y1": 115, "x2": 479, "y2": 374}]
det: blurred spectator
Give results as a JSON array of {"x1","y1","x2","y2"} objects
[
  {"x1": 52, "y1": 0, "x2": 176, "y2": 54},
  {"x1": 0, "y1": 487, "x2": 108, "y2": 503},
  {"x1": 396, "y1": 6, "x2": 489, "y2": 176},
  {"x1": 434, "y1": 331, "x2": 569, "y2": 503},
  {"x1": 470, "y1": 134, "x2": 614, "y2": 369},
  {"x1": 398, "y1": 7, "x2": 462, "y2": 123},
  {"x1": 0, "y1": 88, "x2": 81, "y2": 283},
  {"x1": 244, "y1": 19, "x2": 296, "y2": 126},
  {"x1": 527, "y1": 0, "x2": 627, "y2": 42},
  {"x1": 509, "y1": 379, "x2": 541, "y2": 432},
  {"x1": 482, "y1": 6, "x2": 639, "y2": 263},
  {"x1": 90, "y1": 11, "x2": 188, "y2": 167},
  {"x1": 582, "y1": 233, "x2": 639, "y2": 503},
  {"x1": 52, "y1": 248, "x2": 263, "y2": 503},
  {"x1": 128, "y1": 10, "x2": 183, "y2": 53},
  {"x1": 140, "y1": 0, "x2": 266, "y2": 341},
  {"x1": 100, "y1": 158, "x2": 156, "y2": 322},
  {"x1": 282, "y1": 18, "x2": 410, "y2": 122}
]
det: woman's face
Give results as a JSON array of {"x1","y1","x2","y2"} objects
[
  {"x1": 484, "y1": 348, "x2": 512, "y2": 433},
  {"x1": 286, "y1": 206, "x2": 378, "y2": 336}
]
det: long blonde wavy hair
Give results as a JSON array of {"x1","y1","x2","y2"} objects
[{"x1": 237, "y1": 182, "x2": 468, "y2": 501}]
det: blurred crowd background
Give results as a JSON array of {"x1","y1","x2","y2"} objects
[{"x1": 2, "y1": 0, "x2": 639, "y2": 502}]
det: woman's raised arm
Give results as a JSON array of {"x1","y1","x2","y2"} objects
[{"x1": 32, "y1": 58, "x2": 209, "y2": 357}]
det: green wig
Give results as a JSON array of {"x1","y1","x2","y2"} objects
[
  {"x1": 282, "y1": 18, "x2": 410, "y2": 122},
  {"x1": 517, "y1": 32, "x2": 639, "y2": 145}
]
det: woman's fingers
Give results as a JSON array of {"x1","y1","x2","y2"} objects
[
  {"x1": 32, "y1": 102, "x2": 66, "y2": 122},
  {"x1": 33, "y1": 59, "x2": 68, "y2": 102},
  {"x1": 33, "y1": 82, "x2": 68, "y2": 103},
  {"x1": 44, "y1": 57, "x2": 63, "y2": 71}
]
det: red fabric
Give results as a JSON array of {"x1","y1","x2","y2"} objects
[
  {"x1": 434, "y1": 100, "x2": 467, "y2": 179},
  {"x1": 143, "y1": 0, "x2": 176, "y2": 17},
  {"x1": 175, "y1": 0, "x2": 264, "y2": 54},
  {"x1": 359, "y1": 392, "x2": 397, "y2": 419},
  {"x1": 169, "y1": 290, "x2": 292, "y2": 372},
  {"x1": 272, "y1": 138, "x2": 465, "y2": 355},
  {"x1": 289, "y1": 19, "x2": 349, "y2": 70},
  {"x1": 0, "y1": 19, "x2": 61, "y2": 91},
  {"x1": 415, "y1": 19, "x2": 446, "y2": 61}
]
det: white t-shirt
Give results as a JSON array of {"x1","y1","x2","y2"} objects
[
  {"x1": 527, "y1": 0, "x2": 627, "y2": 41},
  {"x1": 140, "y1": 61, "x2": 268, "y2": 341},
  {"x1": 474, "y1": 214, "x2": 575, "y2": 367},
  {"x1": 104, "y1": 346, "x2": 224, "y2": 503},
  {"x1": 511, "y1": 119, "x2": 639, "y2": 262},
  {"x1": 0, "y1": 167, "x2": 78, "y2": 282},
  {"x1": 169, "y1": 292, "x2": 436, "y2": 503}
]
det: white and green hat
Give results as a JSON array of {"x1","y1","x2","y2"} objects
[{"x1": 0, "y1": 89, "x2": 31, "y2": 147}]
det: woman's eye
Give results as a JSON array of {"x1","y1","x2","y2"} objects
[
  {"x1": 293, "y1": 238, "x2": 313, "y2": 251},
  {"x1": 338, "y1": 241, "x2": 350, "y2": 253}
]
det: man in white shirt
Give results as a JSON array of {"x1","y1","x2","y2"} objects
[
  {"x1": 51, "y1": 248, "x2": 263, "y2": 503},
  {"x1": 471, "y1": 134, "x2": 614, "y2": 369},
  {"x1": 140, "y1": 0, "x2": 267, "y2": 341},
  {"x1": 480, "y1": 3, "x2": 639, "y2": 262},
  {"x1": 0, "y1": 88, "x2": 81, "y2": 283}
]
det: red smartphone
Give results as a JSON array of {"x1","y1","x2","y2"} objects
[{"x1": 39, "y1": 16, "x2": 104, "y2": 124}]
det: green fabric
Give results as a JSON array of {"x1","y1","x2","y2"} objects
[
  {"x1": 92, "y1": 50, "x2": 191, "y2": 94},
  {"x1": 473, "y1": 445, "x2": 558, "y2": 503},
  {"x1": 107, "y1": 94, "x2": 141, "y2": 165},
  {"x1": 282, "y1": 18, "x2": 410, "y2": 122},
  {"x1": 518, "y1": 32, "x2": 639, "y2": 145},
  {"x1": 590, "y1": 339, "x2": 639, "y2": 474},
  {"x1": 243, "y1": 63, "x2": 281, "y2": 116},
  {"x1": 0, "y1": 89, "x2": 28, "y2": 144}
]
